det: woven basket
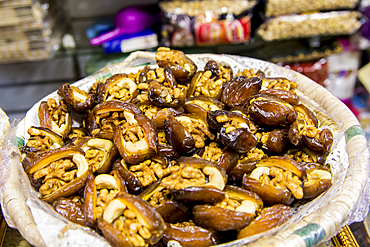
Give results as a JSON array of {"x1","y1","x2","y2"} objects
[{"x1": 0, "y1": 51, "x2": 369, "y2": 247}]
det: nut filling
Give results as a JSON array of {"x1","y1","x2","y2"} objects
[
  {"x1": 201, "y1": 142, "x2": 223, "y2": 163},
  {"x1": 93, "y1": 111, "x2": 127, "y2": 136},
  {"x1": 160, "y1": 165, "x2": 206, "y2": 190},
  {"x1": 35, "y1": 158, "x2": 77, "y2": 196},
  {"x1": 148, "y1": 189, "x2": 172, "y2": 207},
  {"x1": 129, "y1": 159, "x2": 168, "y2": 187},
  {"x1": 121, "y1": 122, "x2": 145, "y2": 144},
  {"x1": 46, "y1": 98, "x2": 68, "y2": 128},
  {"x1": 286, "y1": 150, "x2": 316, "y2": 163},
  {"x1": 239, "y1": 148, "x2": 266, "y2": 163},
  {"x1": 96, "y1": 188, "x2": 119, "y2": 220},
  {"x1": 251, "y1": 166, "x2": 303, "y2": 199},
  {"x1": 193, "y1": 71, "x2": 223, "y2": 98},
  {"x1": 113, "y1": 210, "x2": 152, "y2": 247},
  {"x1": 106, "y1": 78, "x2": 137, "y2": 102},
  {"x1": 25, "y1": 127, "x2": 62, "y2": 152},
  {"x1": 215, "y1": 196, "x2": 241, "y2": 211},
  {"x1": 85, "y1": 149, "x2": 105, "y2": 172},
  {"x1": 176, "y1": 116, "x2": 215, "y2": 148}
]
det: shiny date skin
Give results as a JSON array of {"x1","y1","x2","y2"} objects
[
  {"x1": 248, "y1": 94, "x2": 297, "y2": 127},
  {"x1": 259, "y1": 88, "x2": 299, "y2": 105},
  {"x1": 261, "y1": 129, "x2": 288, "y2": 154},
  {"x1": 237, "y1": 204, "x2": 293, "y2": 239},
  {"x1": 242, "y1": 175, "x2": 294, "y2": 206},
  {"x1": 57, "y1": 83, "x2": 97, "y2": 112},
  {"x1": 163, "y1": 223, "x2": 220, "y2": 247},
  {"x1": 164, "y1": 115, "x2": 196, "y2": 154},
  {"x1": 222, "y1": 76, "x2": 262, "y2": 108}
]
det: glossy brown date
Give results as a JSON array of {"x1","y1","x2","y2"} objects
[
  {"x1": 303, "y1": 128, "x2": 334, "y2": 153},
  {"x1": 114, "y1": 111, "x2": 158, "y2": 165},
  {"x1": 57, "y1": 83, "x2": 97, "y2": 112},
  {"x1": 242, "y1": 175, "x2": 294, "y2": 205},
  {"x1": 172, "y1": 186, "x2": 226, "y2": 203},
  {"x1": 163, "y1": 222, "x2": 220, "y2": 247},
  {"x1": 222, "y1": 76, "x2": 262, "y2": 108},
  {"x1": 53, "y1": 197, "x2": 85, "y2": 226},
  {"x1": 112, "y1": 159, "x2": 143, "y2": 195},
  {"x1": 192, "y1": 204, "x2": 254, "y2": 231},
  {"x1": 95, "y1": 73, "x2": 138, "y2": 103},
  {"x1": 38, "y1": 100, "x2": 72, "y2": 139},
  {"x1": 220, "y1": 127, "x2": 258, "y2": 154},
  {"x1": 229, "y1": 161, "x2": 257, "y2": 182},
  {"x1": 84, "y1": 171, "x2": 127, "y2": 229},
  {"x1": 140, "y1": 181, "x2": 190, "y2": 223},
  {"x1": 184, "y1": 96, "x2": 224, "y2": 120},
  {"x1": 248, "y1": 94, "x2": 297, "y2": 127},
  {"x1": 78, "y1": 137, "x2": 118, "y2": 174},
  {"x1": 261, "y1": 129, "x2": 288, "y2": 154},
  {"x1": 22, "y1": 126, "x2": 64, "y2": 154},
  {"x1": 99, "y1": 193, "x2": 165, "y2": 247},
  {"x1": 85, "y1": 100, "x2": 143, "y2": 140},
  {"x1": 237, "y1": 204, "x2": 293, "y2": 238},
  {"x1": 155, "y1": 47, "x2": 197, "y2": 83},
  {"x1": 302, "y1": 163, "x2": 332, "y2": 199},
  {"x1": 257, "y1": 156, "x2": 304, "y2": 180},
  {"x1": 259, "y1": 88, "x2": 299, "y2": 105},
  {"x1": 148, "y1": 79, "x2": 187, "y2": 108},
  {"x1": 163, "y1": 115, "x2": 195, "y2": 154}
]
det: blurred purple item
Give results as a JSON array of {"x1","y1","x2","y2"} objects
[
  {"x1": 361, "y1": 21, "x2": 370, "y2": 41},
  {"x1": 90, "y1": 6, "x2": 154, "y2": 46}
]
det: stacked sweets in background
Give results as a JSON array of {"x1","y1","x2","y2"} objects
[
  {"x1": 257, "y1": 0, "x2": 361, "y2": 42},
  {"x1": 260, "y1": 0, "x2": 364, "y2": 107},
  {"x1": 0, "y1": 0, "x2": 66, "y2": 64}
]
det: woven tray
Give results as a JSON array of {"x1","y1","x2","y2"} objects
[{"x1": 0, "y1": 51, "x2": 369, "y2": 247}]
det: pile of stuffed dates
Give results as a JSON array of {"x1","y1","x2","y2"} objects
[{"x1": 20, "y1": 47, "x2": 334, "y2": 247}]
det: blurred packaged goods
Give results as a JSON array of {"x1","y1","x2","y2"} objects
[
  {"x1": 159, "y1": 0, "x2": 257, "y2": 47},
  {"x1": 281, "y1": 58, "x2": 329, "y2": 87},
  {"x1": 325, "y1": 50, "x2": 361, "y2": 100},
  {"x1": 0, "y1": 0, "x2": 66, "y2": 64},
  {"x1": 265, "y1": 0, "x2": 359, "y2": 17},
  {"x1": 257, "y1": 11, "x2": 362, "y2": 42}
]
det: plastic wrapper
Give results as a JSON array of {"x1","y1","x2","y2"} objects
[
  {"x1": 281, "y1": 58, "x2": 329, "y2": 87},
  {"x1": 159, "y1": 0, "x2": 257, "y2": 46},
  {"x1": 257, "y1": 11, "x2": 362, "y2": 42},
  {"x1": 0, "y1": 51, "x2": 369, "y2": 247},
  {"x1": 265, "y1": 0, "x2": 360, "y2": 18}
]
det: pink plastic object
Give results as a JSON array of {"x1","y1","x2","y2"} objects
[{"x1": 90, "y1": 6, "x2": 154, "y2": 46}]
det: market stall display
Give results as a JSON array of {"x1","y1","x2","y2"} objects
[{"x1": 0, "y1": 48, "x2": 369, "y2": 247}]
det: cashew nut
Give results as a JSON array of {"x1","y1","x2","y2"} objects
[
  {"x1": 310, "y1": 170, "x2": 331, "y2": 180},
  {"x1": 124, "y1": 111, "x2": 137, "y2": 125},
  {"x1": 51, "y1": 113, "x2": 69, "y2": 135},
  {"x1": 250, "y1": 167, "x2": 270, "y2": 180},
  {"x1": 103, "y1": 198, "x2": 127, "y2": 224},
  {"x1": 72, "y1": 153, "x2": 89, "y2": 177},
  {"x1": 203, "y1": 166, "x2": 225, "y2": 190},
  {"x1": 117, "y1": 78, "x2": 137, "y2": 94},
  {"x1": 87, "y1": 138, "x2": 114, "y2": 151},
  {"x1": 72, "y1": 90, "x2": 88, "y2": 102},
  {"x1": 95, "y1": 174, "x2": 119, "y2": 190},
  {"x1": 124, "y1": 138, "x2": 149, "y2": 154},
  {"x1": 235, "y1": 200, "x2": 257, "y2": 214}
]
